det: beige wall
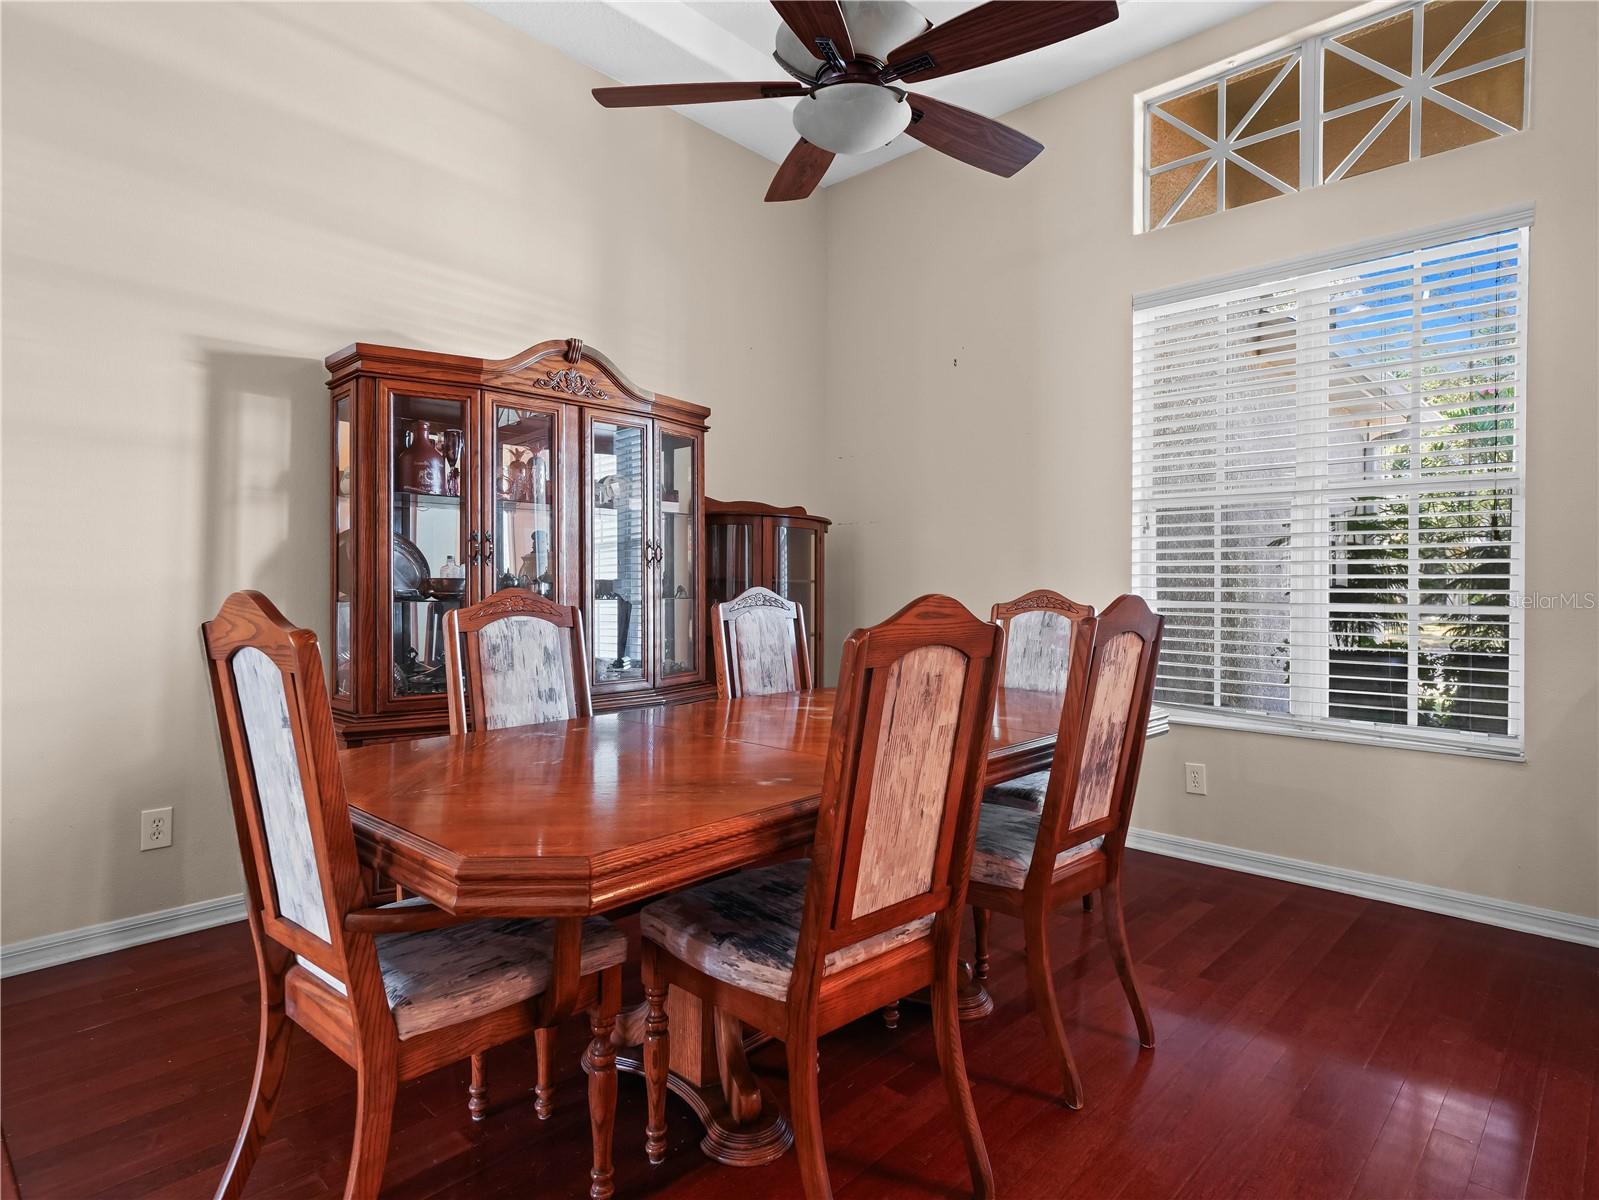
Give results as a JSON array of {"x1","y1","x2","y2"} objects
[
  {"x1": 822, "y1": 2, "x2": 1599, "y2": 918},
  {"x1": 0, "y1": 2, "x2": 828, "y2": 943}
]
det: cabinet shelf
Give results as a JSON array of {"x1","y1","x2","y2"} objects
[{"x1": 394, "y1": 491, "x2": 462, "y2": 507}]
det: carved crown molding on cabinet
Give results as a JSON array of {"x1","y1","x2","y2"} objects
[
  {"x1": 704, "y1": 498, "x2": 831, "y2": 524},
  {"x1": 324, "y1": 336, "x2": 709, "y2": 425},
  {"x1": 532, "y1": 366, "x2": 611, "y2": 402}
]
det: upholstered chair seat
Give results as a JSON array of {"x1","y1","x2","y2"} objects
[
  {"x1": 300, "y1": 904, "x2": 627, "y2": 1040},
  {"x1": 982, "y1": 769, "x2": 1049, "y2": 812},
  {"x1": 971, "y1": 805, "x2": 1104, "y2": 890},
  {"x1": 640, "y1": 860, "x2": 934, "y2": 1002}
]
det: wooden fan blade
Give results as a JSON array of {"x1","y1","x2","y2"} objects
[
  {"x1": 766, "y1": 138, "x2": 835, "y2": 201},
  {"x1": 771, "y1": 1, "x2": 854, "y2": 63},
  {"x1": 886, "y1": 1, "x2": 1119, "y2": 84},
  {"x1": 592, "y1": 82, "x2": 809, "y2": 108},
  {"x1": 905, "y1": 92, "x2": 1043, "y2": 177}
]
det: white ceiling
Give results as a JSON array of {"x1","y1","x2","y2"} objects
[{"x1": 476, "y1": 0, "x2": 1268, "y2": 186}]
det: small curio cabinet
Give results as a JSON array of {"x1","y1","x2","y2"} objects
[
  {"x1": 328, "y1": 337, "x2": 712, "y2": 744},
  {"x1": 705, "y1": 499, "x2": 829, "y2": 682}
]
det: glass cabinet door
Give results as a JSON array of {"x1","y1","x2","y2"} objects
[
  {"x1": 333, "y1": 390, "x2": 354, "y2": 701},
  {"x1": 707, "y1": 516, "x2": 759, "y2": 607},
  {"x1": 775, "y1": 522, "x2": 820, "y2": 674},
  {"x1": 657, "y1": 427, "x2": 700, "y2": 680},
  {"x1": 588, "y1": 417, "x2": 649, "y2": 687},
  {"x1": 491, "y1": 402, "x2": 557, "y2": 597},
  {"x1": 388, "y1": 391, "x2": 469, "y2": 701}
]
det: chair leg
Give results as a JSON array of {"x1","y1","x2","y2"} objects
[
  {"x1": 973, "y1": 907, "x2": 991, "y2": 982},
  {"x1": 586, "y1": 1005, "x2": 618, "y2": 1200},
  {"x1": 932, "y1": 952, "x2": 995, "y2": 1200},
  {"x1": 1022, "y1": 906, "x2": 1084, "y2": 1109},
  {"x1": 468, "y1": 1053, "x2": 487, "y2": 1121},
  {"x1": 343, "y1": 1053, "x2": 397, "y2": 1200},
  {"x1": 534, "y1": 1027, "x2": 556, "y2": 1120},
  {"x1": 215, "y1": 974, "x2": 293, "y2": 1199},
  {"x1": 1082, "y1": 892, "x2": 1095, "y2": 913},
  {"x1": 644, "y1": 978, "x2": 669, "y2": 1164},
  {"x1": 1100, "y1": 875, "x2": 1155, "y2": 1049},
  {"x1": 785, "y1": 1036, "x2": 832, "y2": 1200}
]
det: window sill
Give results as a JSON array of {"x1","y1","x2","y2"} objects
[{"x1": 1162, "y1": 706, "x2": 1525, "y2": 762}]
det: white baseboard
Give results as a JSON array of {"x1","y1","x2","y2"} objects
[
  {"x1": 1126, "y1": 827, "x2": 1599, "y2": 948},
  {"x1": 3, "y1": 832, "x2": 1594, "y2": 977},
  {"x1": 0, "y1": 893, "x2": 246, "y2": 978}
]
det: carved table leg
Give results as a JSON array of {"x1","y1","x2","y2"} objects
[{"x1": 614, "y1": 986, "x2": 792, "y2": 1166}]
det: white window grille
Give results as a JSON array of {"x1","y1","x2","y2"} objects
[{"x1": 1141, "y1": 1, "x2": 1530, "y2": 232}]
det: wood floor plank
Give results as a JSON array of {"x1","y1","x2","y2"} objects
[{"x1": 3, "y1": 851, "x2": 1594, "y2": 1200}]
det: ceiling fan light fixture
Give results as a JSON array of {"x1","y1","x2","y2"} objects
[
  {"x1": 838, "y1": 1, "x2": 930, "y2": 63},
  {"x1": 791, "y1": 83, "x2": 910, "y2": 155},
  {"x1": 774, "y1": 24, "x2": 824, "y2": 77}
]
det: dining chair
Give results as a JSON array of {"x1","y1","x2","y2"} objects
[
  {"x1": 442, "y1": 587, "x2": 591, "y2": 1121},
  {"x1": 711, "y1": 585, "x2": 812, "y2": 699},
  {"x1": 966, "y1": 593, "x2": 1163, "y2": 1110},
  {"x1": 202, "y1": 590, "x2": 625, "y2": 1200},
  {"x1": 641, "y1": 594, "x2": 1003, "y2": 1200},
  {"x1": 443, "y1": 587, "x2": 592, "y2": 734},
  {"x1": 991, "y1": 588, "x2": 1094, "y2": 699},
  {"x1": 978, "y1": 589, "x2": 1097, "y2": 973}
]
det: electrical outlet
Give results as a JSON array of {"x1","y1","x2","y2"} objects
[
  {"x1": 1184, "y1": 763, "x2": 1208, "y2": 796},
  {"x1": 141, "y1": 806, "x2": 174, "y2": 851}
]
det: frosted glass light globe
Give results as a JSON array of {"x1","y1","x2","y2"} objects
[{"x1": 791, "y1": 84, "x2": 910, "y2": 155}]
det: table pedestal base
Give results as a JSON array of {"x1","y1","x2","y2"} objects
[
  {"x1": 612, "y1": 987, "x2": 792, "y2": 1168},
  {"x1": 614, "y1": 1052, "x2": 793, "y2": 1166},
  {"x1": 900, "y1": 960, "x2": 994, "y2": 1021}
]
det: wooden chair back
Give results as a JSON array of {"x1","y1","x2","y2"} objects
[
  {"x1": 201, "y1": 591, "x2": 375, "y2": 996},
  {"x1": 712, "y1": 586, "x2": 813, "y2": 699},
  {"x1": 443, "y1": 589, "x2": 592, "y2": 734},
  {"x1": 991, "y1": 589, "x2": 1094, "y2": 696},
  {"x1": 1033, "y1": 594, "x2": 1164, "y2": 875},
  {"x1": 792, "y1": 595, "x2": 1002, "y2": 989}
]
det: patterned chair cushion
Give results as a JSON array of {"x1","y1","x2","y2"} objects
[
  {"x1": 640, "y1": 860, "x2": 934, "y2": 1001},
  {"x1": 982, "y1": 770, "x2": 1049, "y2": 812},
  {"x1": 971, "y1": 804, "x2": 1104, "y2": 891},
  {"x1": 301, "y1": 905, "x2": 626, "y2": 1040}
]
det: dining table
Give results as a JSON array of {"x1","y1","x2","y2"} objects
[{"x1": 341, "y1": 686, "x2": 1168, "y2": 1166}]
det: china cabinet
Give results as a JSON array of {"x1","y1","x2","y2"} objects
[
  {"x1": 328, "y1": 337, "x2": 712, "y2": 745},
  {"x1": 705, "y1": 499, "x2": 828, "y2": 684}
]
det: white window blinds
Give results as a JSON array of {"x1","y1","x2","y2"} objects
[{"x1": 1132, "y1": 216, "x2": 1528, "y2": 757}]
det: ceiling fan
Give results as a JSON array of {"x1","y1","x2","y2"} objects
[{"x1": 592, "y1": 1, "x2": 1119, "y2": 201}]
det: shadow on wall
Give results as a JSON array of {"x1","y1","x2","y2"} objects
[{"x1": 198, "y1": 346, "x2": 332, "y2": 644}]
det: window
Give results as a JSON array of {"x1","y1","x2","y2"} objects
[
  {"x1": 1142, "y1": 1, "x2": 1529, "y2": 231},
  {"x1": 1132, "y1": 215, "x2": 1528, "y2": 757}
]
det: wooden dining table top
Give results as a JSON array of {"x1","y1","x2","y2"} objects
[{"x1": 341, "y1": 686, "x2": 1142, "y2": 918}]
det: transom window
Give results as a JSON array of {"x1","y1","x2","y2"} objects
[
  {"x1": 1141, "y1": 1, "x2": 1529, "y2": 232},
  {"x1": 1132, "y1": 216, "x2": 1528, "y2": 758}
]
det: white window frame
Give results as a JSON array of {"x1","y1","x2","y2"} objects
[
  {"x1": 1131, "y1": 208, "x2": 1531, "y2": 760},
  {"x1": 1137, "y1": 0, "x2": 1534, "y2": 233}
]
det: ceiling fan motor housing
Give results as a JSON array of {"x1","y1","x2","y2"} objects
[{"x1": 774, "y1": 0, "x2": 931, "y2": 75}]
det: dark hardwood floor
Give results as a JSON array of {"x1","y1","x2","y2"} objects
[{"x1": 4, "y1": 851, "x2": 1595, "y2": 1199}]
